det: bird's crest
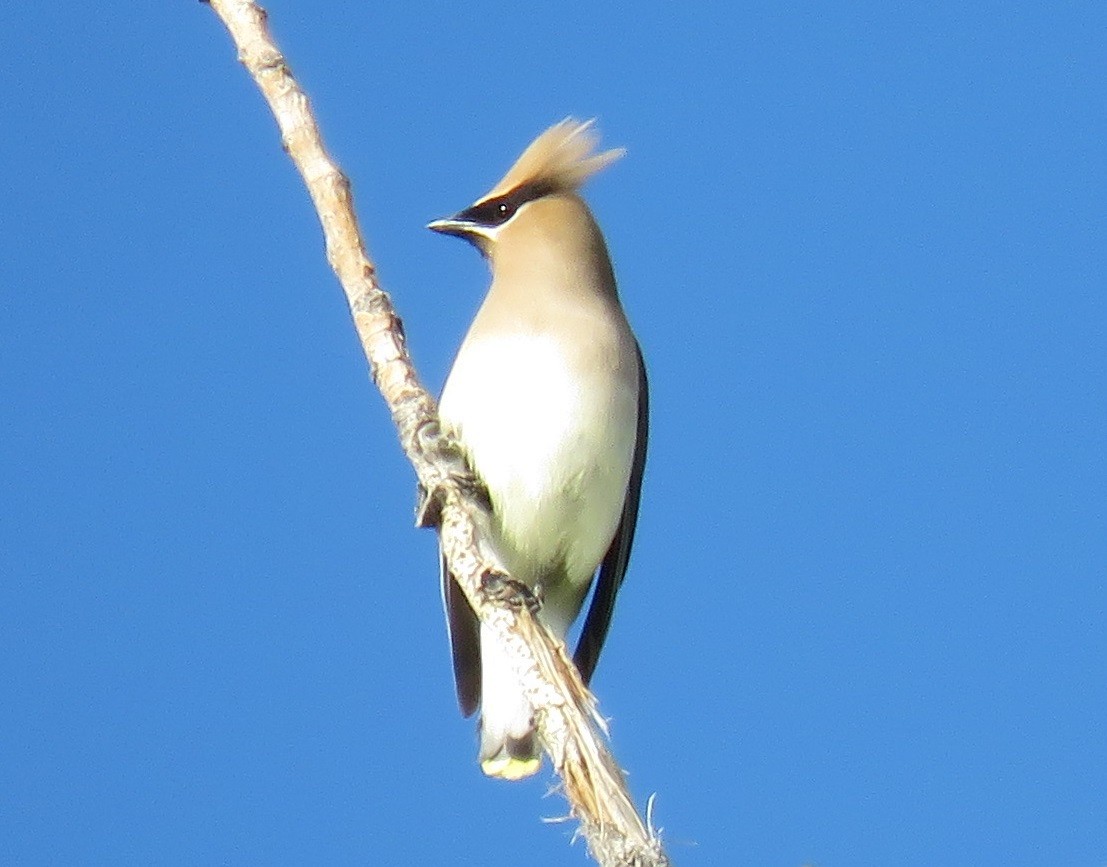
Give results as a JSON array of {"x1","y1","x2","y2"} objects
[{"x1": 480, "y1": 119, "x2": 624, "y2": 203}]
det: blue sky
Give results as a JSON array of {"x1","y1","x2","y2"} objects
[{"x1": 2, "y1": 3, "x2": 1105, "y2": 865}]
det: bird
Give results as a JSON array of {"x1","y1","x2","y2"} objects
[{"x1": 427, "y1": 119, "x2": 648, "y2": 780}]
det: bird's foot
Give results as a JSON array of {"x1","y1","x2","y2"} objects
[
  {"x1": 481, "y1": 570, "x2": 542, "y2": 617},
  {"x1": 414, "y1": 421, "x2": 491, "y2": 528}
]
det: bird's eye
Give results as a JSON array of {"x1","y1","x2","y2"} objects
[
  {"x1": 492, "y1": 200, "x2": 515, "y2": 224},
  {"x1": 455, "y1": 196, "x2": 517, "y2": 228}
]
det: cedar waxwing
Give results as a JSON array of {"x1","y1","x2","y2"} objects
[{"x1": 428, "y1": 120, "x2": 648, "y2": 780}]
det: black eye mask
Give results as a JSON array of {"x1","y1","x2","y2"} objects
[{"x1": 456, "y1": 181, "x2": 555, "y2": 229}]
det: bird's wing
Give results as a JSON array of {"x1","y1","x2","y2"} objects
[
  {"x1": 572, "y1": 341, "x2": 649, "y2": 684},
  {"x1": 441, "y1": 552, "x2": 482, "y2": 717}
]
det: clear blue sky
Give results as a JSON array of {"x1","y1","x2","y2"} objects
[{"x1": 2, "y1": 3, "x2": 1104, "y2": 865}]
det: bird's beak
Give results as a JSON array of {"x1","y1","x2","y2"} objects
[{"x1": 427, "y1": 216, "x2": 475, "y2": 238}]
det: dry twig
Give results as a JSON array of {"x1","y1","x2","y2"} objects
[{"x1": 204, "y1": 3, "x2": 670, "y2": 864}]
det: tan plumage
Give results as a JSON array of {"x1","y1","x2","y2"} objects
[{"x1": 429, "y1": 120, "x2": 647, "y2": 780}]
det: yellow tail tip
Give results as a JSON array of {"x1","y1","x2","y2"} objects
[{"x1": 481, "y1": 755, "x2": 542, "y2": 781}]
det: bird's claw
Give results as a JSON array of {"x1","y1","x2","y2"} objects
[{"x1": 481, "y1": 570, "x2": 542, "y2": 616}]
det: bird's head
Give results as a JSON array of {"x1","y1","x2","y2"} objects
[{"x1": 428, "y1": 119, "x2": 623, "y2": 261}]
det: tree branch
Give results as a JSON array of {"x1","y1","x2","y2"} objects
[{"x1": 204, "y1": 2, "x2": 670, "y2": 864}]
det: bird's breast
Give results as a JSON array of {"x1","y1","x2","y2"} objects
[{"x1": 439, "y1": 330, "x2": 637, "y2": 606}]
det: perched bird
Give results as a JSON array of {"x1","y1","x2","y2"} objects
[{"x1": 428, "y1": 120, "x2": 648, "y2": 780}]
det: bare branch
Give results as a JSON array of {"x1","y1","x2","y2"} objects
[{"x1": 204, "y1": 2, "x2": 670, "y2": 864}]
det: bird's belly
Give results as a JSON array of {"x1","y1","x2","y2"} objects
[{"x1": 439, "y1": 334, "x2": 636, "y2": 602}]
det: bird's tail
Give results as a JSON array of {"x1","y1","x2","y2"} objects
[{"x1": 477, "y1": 624, "x2": 542, "y2": 780}]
